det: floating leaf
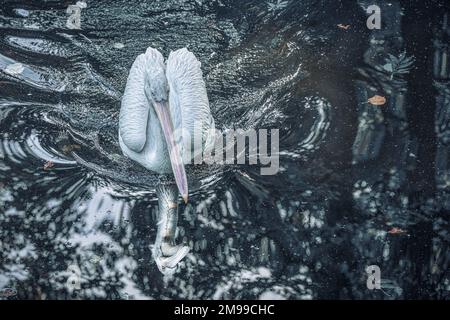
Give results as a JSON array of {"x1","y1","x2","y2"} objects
[
  {"x1": 337, "y1": 24, "x2": 350, "y2": 30},
  {"x1": 368, "y1": 95, "x2": 387, "y2": 106},
  {"x1": 388, "y1": 227, "x2": 407, "y2": 235},
  {"x1": 43, "y1": 160, "x2": 54, "y2": 170}
]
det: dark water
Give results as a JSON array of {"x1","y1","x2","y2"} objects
[{"x1": 0, "y1": 0, "x2": 449, "y2": 299}]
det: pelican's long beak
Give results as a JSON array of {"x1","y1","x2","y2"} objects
[{"x1": 153, "y1": 101, "x2": 188, "y2": 203}]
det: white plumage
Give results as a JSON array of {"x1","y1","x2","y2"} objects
[
  {"x1": 119, "y1": 48, "x2": 167, "y2": 171},
  {"x1": 166, "y1": 48, "x2": 215, "y2": 162},
  {"x1": 119, "y1": 46, "x2": 214, "y2": 200}
]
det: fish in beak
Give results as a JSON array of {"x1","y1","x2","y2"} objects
[{"x1": 153, "y1": 101, "x2": 188, "y2": 203}]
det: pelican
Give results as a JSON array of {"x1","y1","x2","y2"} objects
[{"x1": 118, "y1": 47, "x2": 215, "y2": 273}]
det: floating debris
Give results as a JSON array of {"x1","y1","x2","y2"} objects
[
  {"x1": 43, "y1": 160, "x2": 54, "y2": 170},
  {"x1": 4, "y1": 63, "x2": 25, "y2": 76},
  {"x1": 368, "y1": 95, "x2": 387, "y2": 106},
  {"x1": 388, "y1": 227, "x2": 407, "y2": 235},
  {"x1": 337, "y1": 24, "x2": 350, "y2": 30}
]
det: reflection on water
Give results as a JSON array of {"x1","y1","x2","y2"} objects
[{"x1": 0, "y1": 0, "x2": 449, "y2": 299}]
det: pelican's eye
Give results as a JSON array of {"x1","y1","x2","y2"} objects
[{"x1": 150, "y1": 88, "x2": 158, "y2": 100}]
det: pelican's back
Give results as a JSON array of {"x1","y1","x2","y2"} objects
[{"x1": 166, "y1": 48, "x2": 215, "y2": 164}]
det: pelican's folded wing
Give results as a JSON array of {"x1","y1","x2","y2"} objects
[
  {"x1": 119, "y1": 48, "x2": 164, "y2": 153},
  {"x1": 166, "y1": 48, "x2": 215, "y2": 161}
]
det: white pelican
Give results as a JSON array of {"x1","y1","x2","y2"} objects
[{"x1": 118, "y1": 47, "x2": 215, "y2": 273}]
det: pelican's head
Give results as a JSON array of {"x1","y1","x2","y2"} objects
[
  {"x1": 142, "y1": 49, "x2": 188, "y2": 203},
  {"x1": 144, "y1": 67, "x2": 169, "y2": 104}
]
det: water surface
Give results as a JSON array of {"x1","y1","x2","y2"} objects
[{"x1": 0, "y1": 0, "x2": 449, "y2": 299}]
